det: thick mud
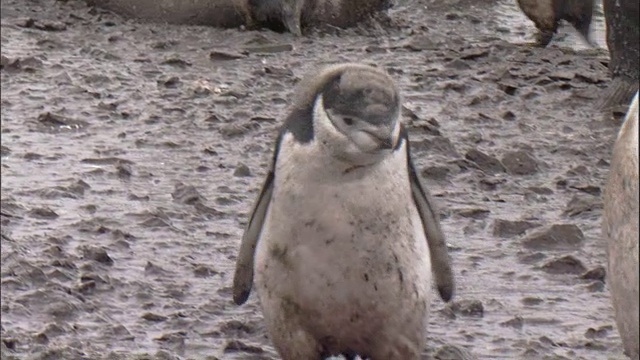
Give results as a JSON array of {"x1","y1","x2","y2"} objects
[{"x1": 0, "y1": 0, "x2": 629, "y2": 359}]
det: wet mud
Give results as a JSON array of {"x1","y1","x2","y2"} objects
[{"x1": 0, "y1": 0, "x2": 629, "y2": 359}]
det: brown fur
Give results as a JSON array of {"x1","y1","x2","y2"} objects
[
  {"x1": 517, "y1": 0, "x2": 595, "y2": 46},
  {"x1": 86, "y1": 0, "x2": 391, "y2": 35},
  {"x1": 86, "y1": 0, "x2": 248, "y2": 28}
]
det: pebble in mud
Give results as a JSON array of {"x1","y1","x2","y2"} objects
[
  {"x1": 501, "y1": 150, "x2": 539, "y2": 175},
  {"x1": 464, "y1": 148, "x2": 506, "y2": 174},
  {"x1": 493, "y1": 219, "x2": 541, "y2": 238},
  {"x1": 171, "y1": 183, "x2": 207, "y2": 205},
  {"x1": 433, "y1": 344, "x2": 475, "y2": 360},
  {"x1": 443, "y1": 299, "x2": 485, "y2": 318},
  {"x1": 27, "y1": 207, "x2": 59, "y2": 220},
  {"x1": 521, "y1": 223, "x2": 585, "y2": 250},
  {"x1": 540, "y1": 255, "x2": 587, "y2": 275},
  {"x1": 79, "y1": 246, "x2": 114, "y2": 265},
  {"x1": 233, "y1": 162, "x2": 252, "y2": 177},
  {"x1": 563, "y1": 194, "x2": 602, "y2": 217}
]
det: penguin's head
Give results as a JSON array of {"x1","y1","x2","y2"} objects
[{"x1": 304, "y1": 64, "x2": 402, "y2": 166}]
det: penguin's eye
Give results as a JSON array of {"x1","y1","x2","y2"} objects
[{"x1": 343, "y1": 117, "x2": 354, "y2": 126}]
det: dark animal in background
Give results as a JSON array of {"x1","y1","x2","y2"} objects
[
  {"x1": 246, "y1": 0, "x2": 393, "y2": 35},
  {"x1": 516, "y1": 0, "x2": 595, "y2": 46},
  {"x1": 85, "y1": 0, "x2": 392, "y2": 36},
  {"x1": 247, "y1": 0, "x2": 307, "y2": 35},
  {"x1": 600, "y1": 0, "x2": 640, "y2": 110}
]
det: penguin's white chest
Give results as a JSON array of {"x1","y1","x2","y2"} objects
[{"x1": 254, "y1": 136, "x2": 432, "y2": 348}]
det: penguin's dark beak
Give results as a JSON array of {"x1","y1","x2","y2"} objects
[
  {"x1": 364, "y1": 129, "x2": 395, "y2": 150},
  {"x1": 376, "y1": 136, "x2": 395, "y2": 150}
]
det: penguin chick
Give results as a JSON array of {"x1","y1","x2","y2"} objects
[
  {"x1": 248, "y1": 0, "x2": 306, "y2": 35},
  {"x1": 517, "y1": 0, "x2": 595, "y2": 46},
  {"x1": 603, "y1": 91, "x2": 639, "y2": 360},
  {"x1": 232, "y1": 63, "x2": 455, "y2": 360}
]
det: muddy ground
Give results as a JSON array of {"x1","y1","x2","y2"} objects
[{"x1": 0, "y1": 0, "x2": 630, "y2": 359}]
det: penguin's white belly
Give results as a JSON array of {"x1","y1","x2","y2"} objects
[{"x1": 254, "y1": 167, "x2": 432, "y2": 354}]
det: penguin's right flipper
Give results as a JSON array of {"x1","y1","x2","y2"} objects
[
  {"x1": 232, "y1": 168, "x2": 274, "y2": 305},
  {"x1": 401, "y1": 125, "x2": 455, "y2": 303}
]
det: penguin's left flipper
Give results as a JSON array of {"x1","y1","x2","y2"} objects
[
  {"x1": 403, "y1": 127, "x2": 455, "y2": 302},
  {"x1": 232, "y1": 167, "x2": 275, "y2": 305}
]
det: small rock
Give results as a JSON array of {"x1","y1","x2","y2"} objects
[
  {"x1": 219, "y1": 123, "x2": 257, "y2": 138},
  {"x1": 446, "y1": 59, "x2": 471, "y2": 70},
  {"x1": 445, "y1": 299, "x2": 484, "y2": 318},
  {"x1": 566, "y1": 165, "x2": 590, "y2": 176},
  {"x1": 540, "y1": 255, "x2": 586, "y2": 275},
  {"x1": 581, "y1": 266, "x2": 605, "y2": 281},
  {"x1": 160, "y1": 57, "x2": 191, "y2": 67},
  {"x1": 479, "y1": 177, "x2": 506, "y2": 191},
  {"x1": 521, "y1": 296, "x2": 544, "y2": 306},
  {"x1": 2, "y1": 338, "x2": 17, "y2": 350},
  {"x1": 242, "y1": 44, "x2": 293, "y2": 54},
  {"x1": 421, "y1": 166, "x2": 452, "y2": 181},
  {"x1": 172, "y1": 183, "x2": 206, "y2": 205},
  {"x1": 81, "y1": 246, "x2": 114, "y2": 265},
  {"x1": 28, "y1": 207, "x2": 59, "y2": 220},
  {"x1": 498, "y1": 82, "x2": 518, "y2": 96},
  {"x1": 1, "y1": 55, "x2": 13, "y2": 69},
  {"x1": 500, "y1": 316, "x2": 524, "y2": 329},
  {"x1": 459, "y1": 47, "x2": 489, "y2": 60},
  {"x1": 584, "y1": 280, "x2": 605, "y2": 292},
  {"x1": 219, "y1": 320, "x2": 255, "y2": 335},
  {"x1": 518, "y1": 252, "x2": 546, "y2": 264},
  {"x1": 76, "y1": 280, "x2": 96, "y2": 294},
  {"x1": 193, "y1": 265, "x2": 218, "y2": 278},
  {"x1": 37, "y1": 112, "x2": 71, "y2": 127},
  {"x1": 142, "y1": 312, "x2": 168, "y2": 322},
  {"x1": 569, "y1": 183, "x2": 601, "y2": 196},
  {"x1": 193, "y1": 201, "x2": 224, "y2": 217},
  {"x1": 502, "y1": 110, "x2": 516, "y2": 121},
  {"x1": 521, "y1": 224, "x2": 585, "y2": 250},
  {"x1": 493, "y1": 219, "x2": 540, "y2": 238},
  {"x1": 81, "y1": 157, "x2": 133, "y2": 166},
  {"x1": 224, "y1": 339, "x2": 264, "y2": 353},
  {"x1": 445, "y1": 12, "x2": 461, "y2": 20},
  {"x1": 34, "y1": 20, "x2": 67, "y2": 32},
  {"x1": 548, "y1": 71, "x2": 575, "y2": 81},
  {"x1": 456, "y1": 208, "x2": 490, "y2": 219},
  {"x1": 159, "y1": 76, "x2": 181, "y2": 88},
  {"x1": 464, "y1": 149, "x2": 505, "y2": 174},
  {"x1": 233, "y1": 163, "x2": 252, "y2": 177},
  {"x1": 501, "y1": 151, "x2": 538, "y2": 175},
  {"x1": 584, "y1": 325, "x2": 613, "y2": 339},
  {"x1": 403, "y1": 35, "x2": 439, "y2": 51},
  {"x1": 209, "y1": 50, "x2": 246, "y2": 61},
  {"x1": 433, "y1": 344, "x2": 475, "y2": 360},
  {"x1": 528, "y1": 186, "x2": 553, "y2": 195},
  {"x1": 115, "y1": 161, "x2": 132, "y2": 179},
  {"x1": 144, "y1": 261, "x2": 167, "y2": 276}
]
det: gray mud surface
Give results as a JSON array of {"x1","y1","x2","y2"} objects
[{"x1": 0, "y1": 0, "x2": 629, "y2": 359}]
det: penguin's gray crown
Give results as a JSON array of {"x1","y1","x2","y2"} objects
[{"x1": 320, "y1": 68, "x2": 400, "y2": 127}]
